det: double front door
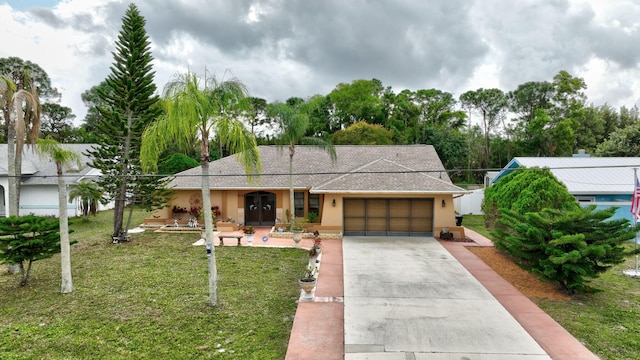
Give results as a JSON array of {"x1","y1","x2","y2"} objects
[{"x1": 244, "y1": 191, "x2": 276, "y2": 226}]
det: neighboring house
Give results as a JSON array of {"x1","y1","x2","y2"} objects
[
  {"x1": 151, "y1": 145, "x2": 469, "y2": 237},
  {"x1": 492, "y1": 156, "x2": 640, "y2": 222},
  {"x1": 0, "y1": 144, "x2": 111, "y2": 218}
]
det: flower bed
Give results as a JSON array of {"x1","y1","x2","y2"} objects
[{"x1": 268, "y1": 227, "x2": 342, "y2": 239}]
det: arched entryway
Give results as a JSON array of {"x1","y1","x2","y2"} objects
[{"x1": 244, "y1": 191, "x2": 276, "y2": 226}]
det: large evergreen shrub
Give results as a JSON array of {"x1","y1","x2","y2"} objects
[
  {"x1": 482, "y1": 167, "x2": 578, "y2": 228},
  {"x1": 0, "y1": 215, "x2": 64, "y2": 286},
  {"x1": 492, "y1": 206, "x2": 635, "y2": 294}
]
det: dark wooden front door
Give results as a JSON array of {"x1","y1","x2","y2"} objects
[{"x1": 244, "y1": 191, "x2": 276, "y2": 226}]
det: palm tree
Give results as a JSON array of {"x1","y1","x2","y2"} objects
[
  {"x1": 68, "y1": 181, "x2": 103, "y2": 221},
  {"x1": 0, "y1": 75, "x2": 17, "y2": 142},
  {"x1": 8, "y1": 87, "x2": 41, "y2": 217},
  {"x1": 1, "y1": 86, "x2": 39, "y2": 274},
  {"x1": 269, "y1": 101, "x2": 336, "y2": 227},
  {"x1": 141, "y1": 70, "x2": 261, "y2": 306},
  {"x1": 36, "y1": 138, "x2": 81, "y2": 294}
]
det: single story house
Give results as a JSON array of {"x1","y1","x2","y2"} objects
[
  {"x1": 491, "y1": 156, "x2": 640, "y2": 222},
  {"x1": 150, "y1": 145, "x2": 469, "y2": 237},
  {"x1": 0, "y1": 144, "x2": 111, "y2": 218}
]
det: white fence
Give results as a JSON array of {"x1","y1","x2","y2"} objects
[{"x1": 454, "y1": 188, "x2": 485, "y2": 215}]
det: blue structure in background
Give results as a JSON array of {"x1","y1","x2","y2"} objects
[{"x1": 492, "y1": 156, "x2": 640, "y2": 224}]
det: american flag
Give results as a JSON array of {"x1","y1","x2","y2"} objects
[{"x1": 632, "y1": 177, "x2": 640, "y2": 219}]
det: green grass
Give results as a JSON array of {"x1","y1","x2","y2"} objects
[
  {"x1": 464, "y1": 215, "x2": 640, "y2": 360},
  {"x1": 0, "y1": 209, "x2": 307, "y2": 359}
]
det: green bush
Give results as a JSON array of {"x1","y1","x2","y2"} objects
[
  {"x1": 492, "y1": 206, "x2": 636, "y2": 294},
  {"x1": 0, "y1": 215, "x2": 62, "y2": 286},
  {"x1": 158, "y1": 152, "x2": 200, "y2": 174},
  {"x1": 483, "y1": 167, "x2": 578, "y2": 229}
]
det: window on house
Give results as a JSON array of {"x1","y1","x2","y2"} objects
[
  {"x1": 294, "y1": 192, "x2": 304, "y2": 218},
  {"x1": 308, "y1": 194, "x2": 320, "y2": 216},
  {"x1": 575, "y1": 196, "x2": 595, "y2": 203}
]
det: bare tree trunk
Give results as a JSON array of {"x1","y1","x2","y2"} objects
[
  {"x1": 125, "y1": 194, "x2": 136, "y2": 235},
  {"x1": 289, "y1": 144, "x2": 295, "y2": 225},
  {"x1": 113, "y1": 110, "x2": 133, "y2": 241},
  {"x1": 112, "y1": 187, "x2": 126, "y2": 241},
  {"x1": 7, "y1": 118, "x2": 17, "y2": 217},
  {"x1": 6, "y1": 102, "x2": 20, "y2": 274},
  {"x1": 201, "y1": 139, "x2": 217, "y2": 306},
  {"x1": 57, "y1": 162, "x2": 73, "y2": 293},
  {"x1": 20, "y1": 261, "x2": 32, "y2": 286}
]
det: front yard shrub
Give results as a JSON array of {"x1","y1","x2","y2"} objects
[
  {"x1": 483, "y1": 167, "x2": 578, "y2": 229},
  {"x1": 0, "y1": 215, "x2": 62, "y2": 286},
  {"x1": 492, "y1": 206, "x2": 636, "y2": 294}
]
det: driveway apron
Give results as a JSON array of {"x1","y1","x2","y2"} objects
[{"x1": 343, "y1": 236, "x2": 551, "y2": 360}]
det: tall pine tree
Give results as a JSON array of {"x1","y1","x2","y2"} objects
[{"x1": 86, "y1": 4, "x2": 169, "y2": 241}]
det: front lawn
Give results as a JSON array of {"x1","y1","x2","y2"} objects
[{"x1": 0, "y1": 209, "x2": 306, "y2": 359}]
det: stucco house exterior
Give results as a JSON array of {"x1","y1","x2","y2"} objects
[
  {"x1": 491, "y1": 156, "x2": 640, "y2": 222},
  {"x1": 150, "y1": 145, "x2": 469, "y2": 238},
  {"x1": 0, "y1": 144, "x2": 109, "y2": 218}
]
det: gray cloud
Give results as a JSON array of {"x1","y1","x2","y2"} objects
[
  {"x1": 470, "y1": 0, "x2": 594, "y2": 90},
  {"x1": 30, "y1": 8, "x2": 64, "y2": 28},
  {"x1": 9, "y1": 0, "x2": 640, "y2": 122},
  {"x1": 133, "y1": 0, "x2": 489, "y2": 96}
]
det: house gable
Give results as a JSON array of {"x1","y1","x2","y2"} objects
[{"x1": 313, "y1": 158, "x2": 462, "y2": 194}]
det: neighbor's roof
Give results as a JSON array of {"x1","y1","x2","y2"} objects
[
  {"x1": 0, "y1": 144, "x2": 97, "y2": 185},
  {"x1": 493, "y1": 157, "x2": 640, "y2": 195},
  {"x1": 169, "y1": 145, "x2": 467, "y2": 194}
]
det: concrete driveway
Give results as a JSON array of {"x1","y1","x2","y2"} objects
[{"x1": 343, "y1": 236, "x2": 551, "y2": 359}]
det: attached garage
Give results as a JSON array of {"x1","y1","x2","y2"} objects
[{"x1": 343, "y1": 198, "x2": 434, "y2": 236}]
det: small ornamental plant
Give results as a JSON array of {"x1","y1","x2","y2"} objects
[
  {"x1": 211, "y1": 205, "x2": 222, "y2": 218},
  {"x1": 313, "y1": 230, "x2": 322, "y2": 246},
  {"x1": 302, "y1": 265, "x2": 316, "y2": 280},
  {"x1": 243, "y1": 225, "x2": 255, "y2": 234},
  {"x1": 189, "y1": 207, "x2": 202, "y2": 219},
  {"x1": 308, "y1": 246, "x2": 319, "y2": 257},
  {"x1": 171, "y1": 205, "x2": 188, "y2": 215}
]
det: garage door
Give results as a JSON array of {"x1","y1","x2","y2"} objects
[{"x1": 343, "y1": 198, "x2": 434, "y2": 236}]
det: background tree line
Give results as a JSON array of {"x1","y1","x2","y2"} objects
[
  {"x1": 5, "y1": 58, "x2": 640, "y2": 186},
  {"x1": 5, "y1": 57, "x2": 640, "y2": 187},
  {"x1": 76, "y1": 73, "x2": 640, "y2": 183}
]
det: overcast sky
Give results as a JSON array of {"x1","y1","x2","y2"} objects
[{"x1": 2, "y1": 0, "x2": 640, "y2": 125}]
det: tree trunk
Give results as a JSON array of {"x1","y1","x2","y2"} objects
[
  {"x1": 125, "y1": 194, "x2": 136, "y2": 236},
  {"x1": 20, "y1": 261, "x2": 32, "y2": 286},
  {"x1": 57, "y1": 162, "x2": 73, "y2": 293},
  {"x1": 482, "y1": 110, "x2": 490, "y2": 169},
  {"x1": 7, "y1": 102, "x2": 20, "y2": 274},
  {"x1": 112, "y1": 190, "x2": 126, "y2": 240},
  {"x1": 201, "y1": 139, "x2": 218, "y2": 306},
  {"x1": 113, "y1": 110, "x2": 134, "y2": 240},
  {"x1": 7, "y1": 117, "x2": 17, "y2": 217},
  {"x1": 289, "y1": 144, "x2": 295, "y2": 226}
]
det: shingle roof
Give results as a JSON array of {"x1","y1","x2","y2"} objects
[
  {"x1": 496, "y1": 157, "x2": 640, "y2": 195},
  {"x1": 169, "y1": 145, "x2": 467, "y2": 194},
  {"x1": 0, "y1": 144, "x2": 97, "y2": 185}
]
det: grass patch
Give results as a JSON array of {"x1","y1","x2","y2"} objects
[
  {"x1": 0, "y1": 209, "x2": 307, "y2": 359},
  {"x1": 464, "y1": 214, "x2": 640, "y2": 360}
]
